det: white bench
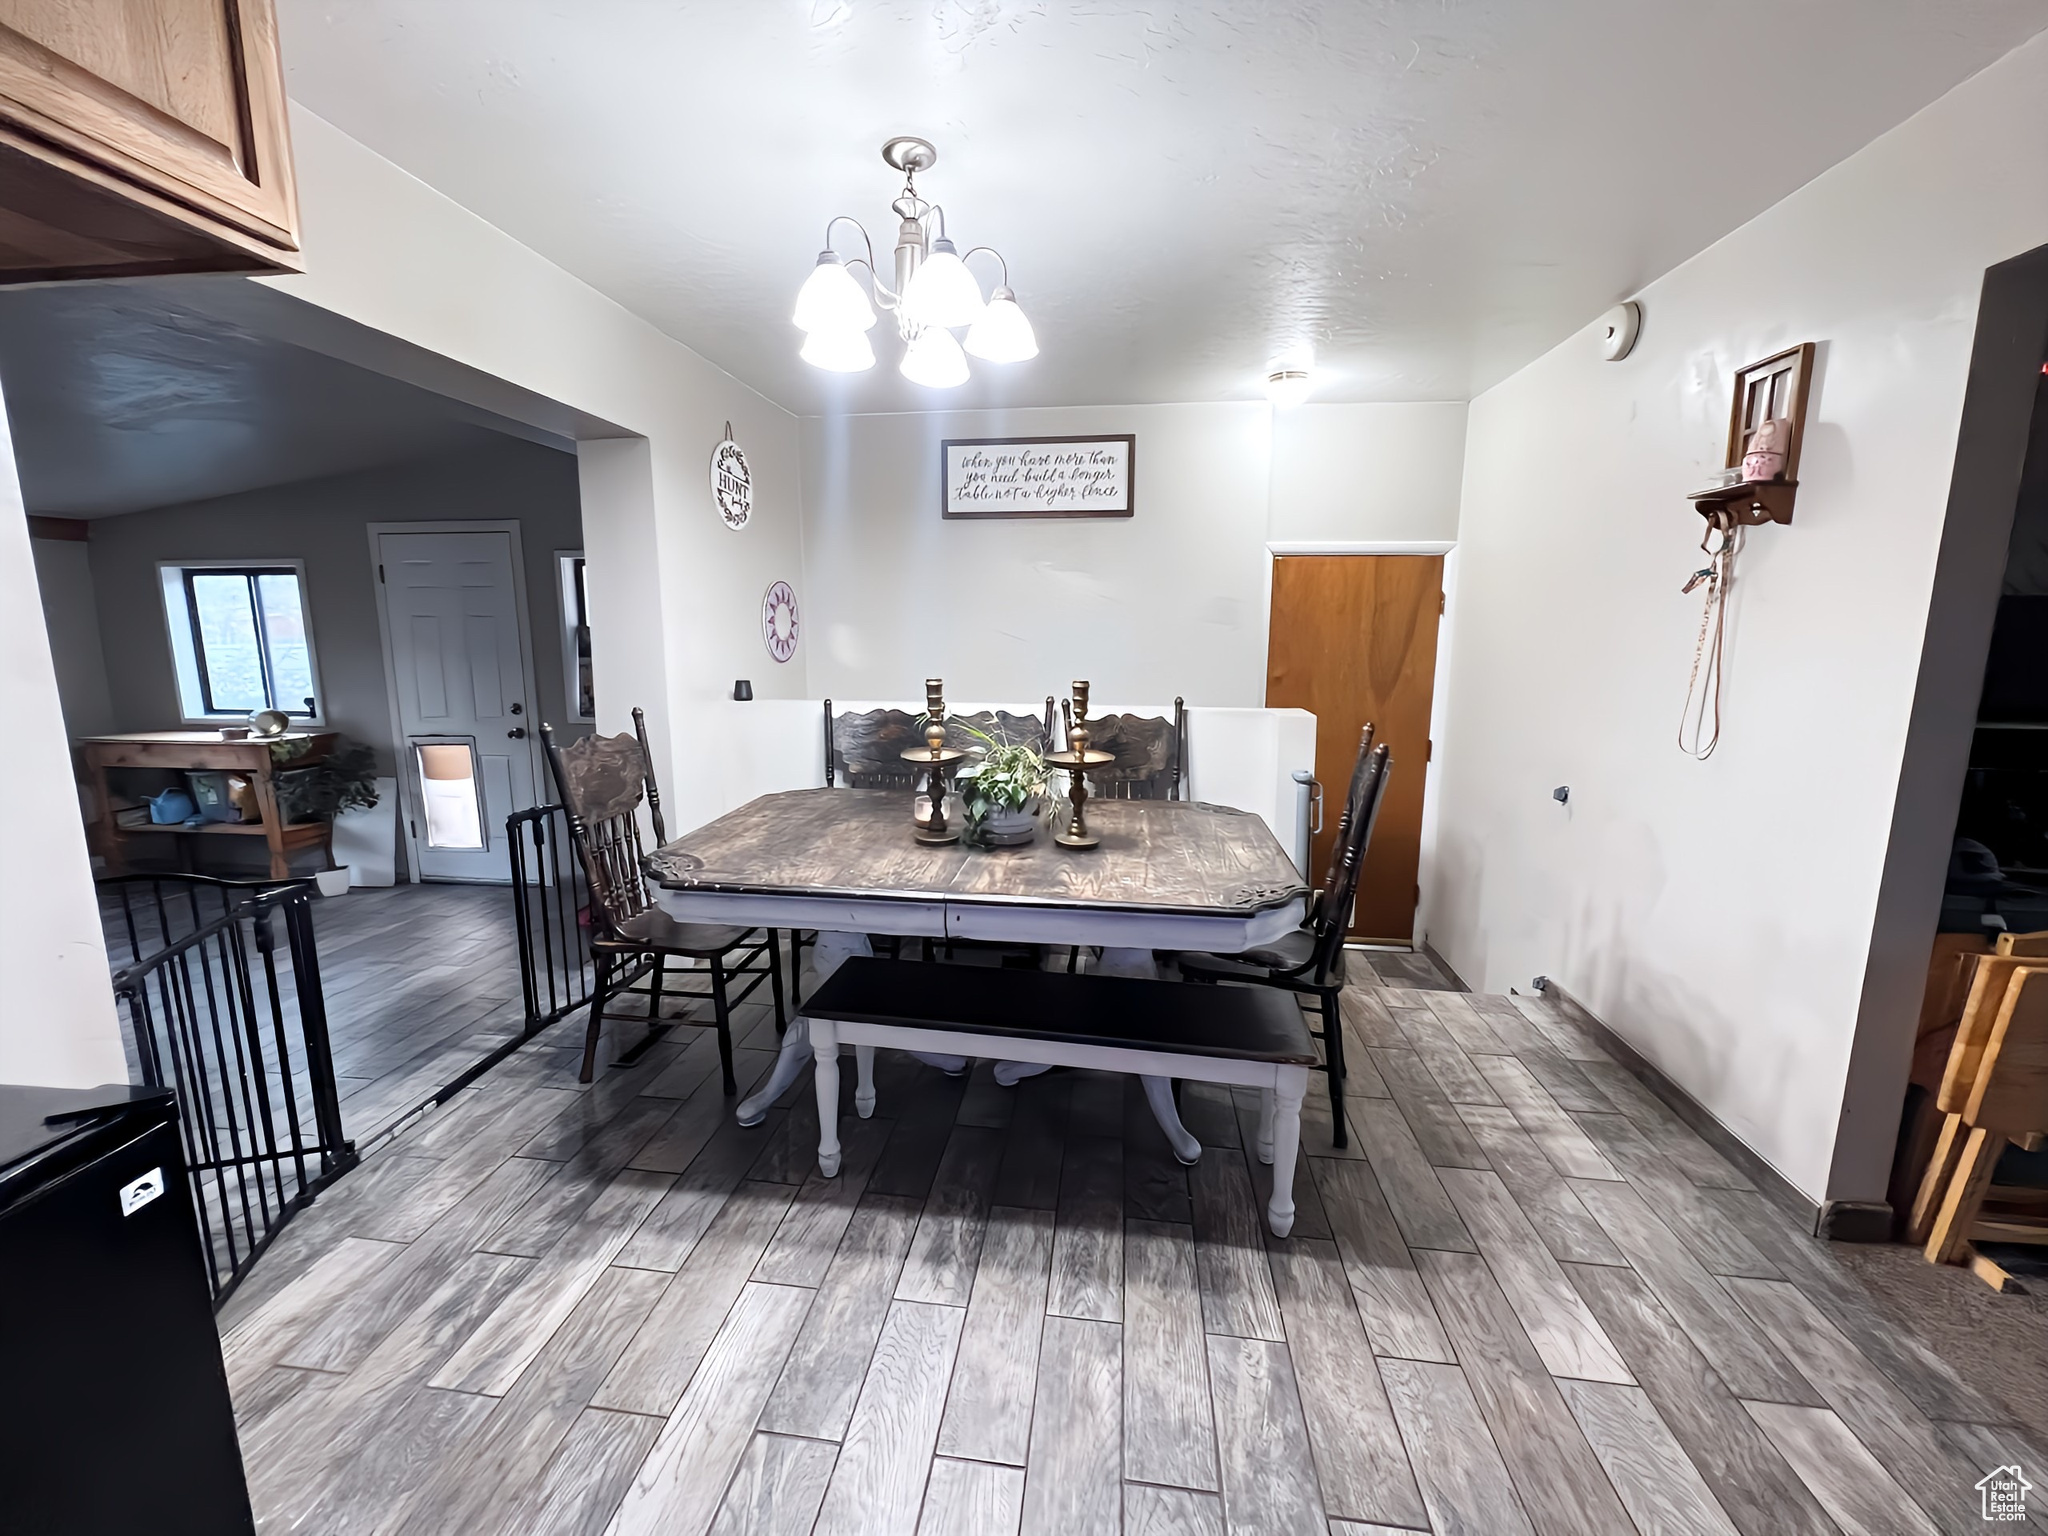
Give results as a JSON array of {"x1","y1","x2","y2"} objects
[{"x1": 800, "y1": 957, "x2": 1317, "y2": 1236}]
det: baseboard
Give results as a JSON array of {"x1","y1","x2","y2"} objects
[
  {"x1": 1534, "y1": 981, "x2": 1850, "y2": 1238},
  {"x1": 1816, "y1": 1200, "x2": 1894, "y2": 1243},
  {"x1": 1420, "y1": 938, "x2": 1470, "y2": 993}
]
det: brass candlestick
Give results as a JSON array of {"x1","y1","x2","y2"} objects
[
  {"x1": 1044, "y1": 679, "x2": 1113, "y2": 850},
  {"x1": 901, "y1": 677, "x2": 966, "y2": 845}
]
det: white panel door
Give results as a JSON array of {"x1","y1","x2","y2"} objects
[{"x1": 379, "y1": 530, "x2": 537, "y2": 882}]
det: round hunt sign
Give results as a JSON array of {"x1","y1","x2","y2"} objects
[
  {"x1": 762, "y1": 581, "x2": 799, "y2": 663},
  {"x1": 712, "y1": 435, "x2": 752, "y2": 530}
]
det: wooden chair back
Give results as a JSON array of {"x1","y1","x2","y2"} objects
[
  {"x1": 950, "y1": 708, "x2": 1054, "y2": 756},
  {"x1": 540, "y1": 723, "x2": 652, "y2": 939},
  {"x1": 825, "y1": 701, "x2": 1057, "y2": 789},
  {"x1": 1063, "y1": 697, "x2": 1187, "y2": 800},
  {"x1": 1320, "y1": 723, "x2": 1378, "y2": 902},
  {"x1": 632, "y1": 706, "x2": 667, "y2": 844},
  {"x1": 825, "y1": 704, "x2": 921, "y2": 789},
  {"x1": 1309, "y1": 741, "x2": 1391, "y2": 984}
]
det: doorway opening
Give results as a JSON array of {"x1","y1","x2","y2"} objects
[
  {"x1": 13, "y1": 278, "x2": 603, "y2": 1156},
  {"x1": 1882, "y1": 242, "x2": 2048, "y2": 1276},
  {"x1": 1265, "y1": 549, "x2": 1447, "y2": 950}
]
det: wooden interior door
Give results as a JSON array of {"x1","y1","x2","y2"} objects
[{"x1": 1266, "y1": 554, "x2": 1444, "y2": 944}]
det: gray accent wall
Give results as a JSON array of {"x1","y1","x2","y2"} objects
[
  {"x1": 31, "y1": 535, "x2": 116, "y2": 740},
  {"x1": 84, "y1": 437, "x2": 586, "y2": 777}
]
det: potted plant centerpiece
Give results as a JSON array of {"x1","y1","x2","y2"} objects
[{"x1": 951, "y1": 720, "x2": 1050, "y2": 848}]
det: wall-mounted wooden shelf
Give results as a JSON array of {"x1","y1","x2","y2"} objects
[
  {"x1": 1688, "y1": 477, "x2": 1799, "y2": 528},
  {"x1": 1692, "y1": 342, "x2": 1815, "y2": 528}
]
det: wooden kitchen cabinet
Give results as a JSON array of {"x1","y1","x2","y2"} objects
[{"x1": 0, "y1": 0, "x2": 299, "y2": 283}]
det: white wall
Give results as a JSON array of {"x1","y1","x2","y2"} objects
[
  {"x1": 798, "y1": 401, "x2": 1467, "y2": 705},
  {"x1": 1428, "y1": 31, "x2": 2048, "y2": 1204},
  {"x1": 31, "y1": 535, "x2": 115, "y2": 741},
  {"x1": 1269, "y1": 403, "x2": 1469, "y2": 544},
  {"x1": 802, "y1": 404, "x2": 1273, "y2": 705},
  {"x1": 2, "y1": 383, "x2": 123, "y2": 1088},
  {"x1": 256, "y1": 106, "x2": 809, "y2": 836}
]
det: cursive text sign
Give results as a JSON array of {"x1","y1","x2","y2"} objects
[{"x1": 942, "y1": 435, "x2": 1135, "y2": 519}]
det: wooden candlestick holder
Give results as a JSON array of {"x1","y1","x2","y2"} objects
[
  {"x1": 1045, "y1": 679, "x2": 1114, "y2": 850},
  {"x1": 902, "y1": 677, "x2": 966, "y2": 845}
]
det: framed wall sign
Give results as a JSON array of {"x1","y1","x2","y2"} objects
[
  {"x1": 941, "y1": 434, "x2": 1135, "y2": 519},
  {"x1": 712, "y1": 423, "x2": 752, "y2": 530}
]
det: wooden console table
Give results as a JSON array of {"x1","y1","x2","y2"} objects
[{"x1": 83, "y1": 732, "x2": 338, "y2": 881}]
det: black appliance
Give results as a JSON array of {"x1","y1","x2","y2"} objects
[{"x1": 0, "y1": 1083, "x2": 255, "y2": 1536}]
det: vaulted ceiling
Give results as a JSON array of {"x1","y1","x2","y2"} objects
[
  {"x1": 0, "y1": 284, "x2": 547, "y2": 516},
  {"x1": 278, "y1": 2, "x2": 2048, "y2": 414}
]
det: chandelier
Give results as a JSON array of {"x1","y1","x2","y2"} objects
[{"x1": 792, "y1": 136, "x2": 1037, "y2": 387}]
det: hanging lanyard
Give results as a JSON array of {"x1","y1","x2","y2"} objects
[{"x1": 1678, "y1": 512, "x2": 1741, "y2": 760}]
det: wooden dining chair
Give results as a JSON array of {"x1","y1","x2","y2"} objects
[
  {"x1": 823, "y1": 699, "x2": 1056, "y2": 970},
  {"x1": 540, "y1": 721, "x2": 783, "y2": 1088},
  {"x1": 1060, "y1": 696, "x2": 1187, "y2": 800},
  {"x1": 823, "y1": 703, "x2": 923, "y2": 789},
  {"x1": 1178, "y1": 727, "x2": 1390, "y2": 1147},
  {"x1": 824, "y1": 700, "x2": 1057, "y2": 788}
]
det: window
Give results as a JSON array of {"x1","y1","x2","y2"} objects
[
  {"x1": 557, "y1": 551, "x2": 594, "y2": 722},
  {"x1": 160, "y1": 562, "x2": 322, "y2": 721}
]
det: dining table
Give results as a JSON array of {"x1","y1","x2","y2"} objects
[{"x1": 644, "y1": 787, "x2": 1311, "y2": 1157}]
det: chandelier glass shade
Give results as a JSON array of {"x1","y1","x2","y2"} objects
[
  {"x1": 795, "y1": 138, "x2": 1033, "y2": 389},
  {"x1": 900, "y1": 325, "x2": 969, "y2": 388},
  {"x1": 793, "y1": 253, "x2": 877, "y2": 334},
  {"x1": 965, "y1": 286, "x2": 1038, "y2": 363},
  {"x1": 800, "y1": 324, "x2": 877, "y2": 373}
]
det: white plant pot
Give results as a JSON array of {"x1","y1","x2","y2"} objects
[
  {"x1": 977, "y1": 800, "x2": 1041, "y2": 847},
  {"x1": 331, "y1": 777, "x2": 399, "y2": 886},
  {"x1": 313, "y1": 867, "x2": 352, "y2": 898}
]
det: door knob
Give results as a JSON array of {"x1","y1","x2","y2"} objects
[{"x1": 507, "y1": 727, "x2": 527, "y2": 739}]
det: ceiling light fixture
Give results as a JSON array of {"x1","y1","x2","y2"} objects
[
  {"x1": 1264, "y1": 363, "x2": 1313, "y2": 410},
  {"x1": 794, "y1": 137, "x2": 1035, "y2": 388}
]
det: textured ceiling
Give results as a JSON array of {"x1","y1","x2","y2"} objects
[
  {"x1": 0, "y1": 285, "x2": 545, "y2": 516},
  {"x1": 277, "y1": 1, "x2": 2048, "y2": 415}
]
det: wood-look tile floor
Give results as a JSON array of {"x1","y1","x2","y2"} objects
[{"x1": 219, "y1": 958, "x2": 2047, "y2": 1536}]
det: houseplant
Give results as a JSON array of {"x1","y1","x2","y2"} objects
[
  {"x1": 950, "y1": 719, "x2": 1050, "y2": 847},
  {"x1": 273, "y1": 738, "x2": 380, "y2": 823},
  {"x1": 274, "y1": 738, "x2": 380, "y2": 893}
]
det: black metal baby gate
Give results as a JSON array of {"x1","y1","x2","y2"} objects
[
  {"x1": 103, "y1": 874, "x2": 358, "y2": 1308},
  {"x1": 508, "y1": 801, "x2": 594, "y2": 1030}
]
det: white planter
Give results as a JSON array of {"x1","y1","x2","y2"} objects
[
  {"x1": 976, "y1": 800, "x2": 1041, "y2": 847},
  {"x1": 313, "y1": 867, "x2": 352, "y2": 898},
  {"x1": 331, "y1": 777, "x2": 399, "y2": 886}
]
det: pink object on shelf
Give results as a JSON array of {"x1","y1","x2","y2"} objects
[{"x1": 1743, "y1": 417, "x2": 1790, "y2": 481}]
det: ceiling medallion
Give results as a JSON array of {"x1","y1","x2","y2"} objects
[{"x1": 792, "y1": 136, "x2": 1037, "y2": 388}]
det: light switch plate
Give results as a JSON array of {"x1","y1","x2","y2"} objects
[{"x1": 119, "y1": 1166, "x2": 165, "y2": 1217}]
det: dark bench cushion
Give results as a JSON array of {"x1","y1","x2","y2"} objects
[{"x1": 802, "y1": 958, "x2": 1316, "y2": 1065}]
